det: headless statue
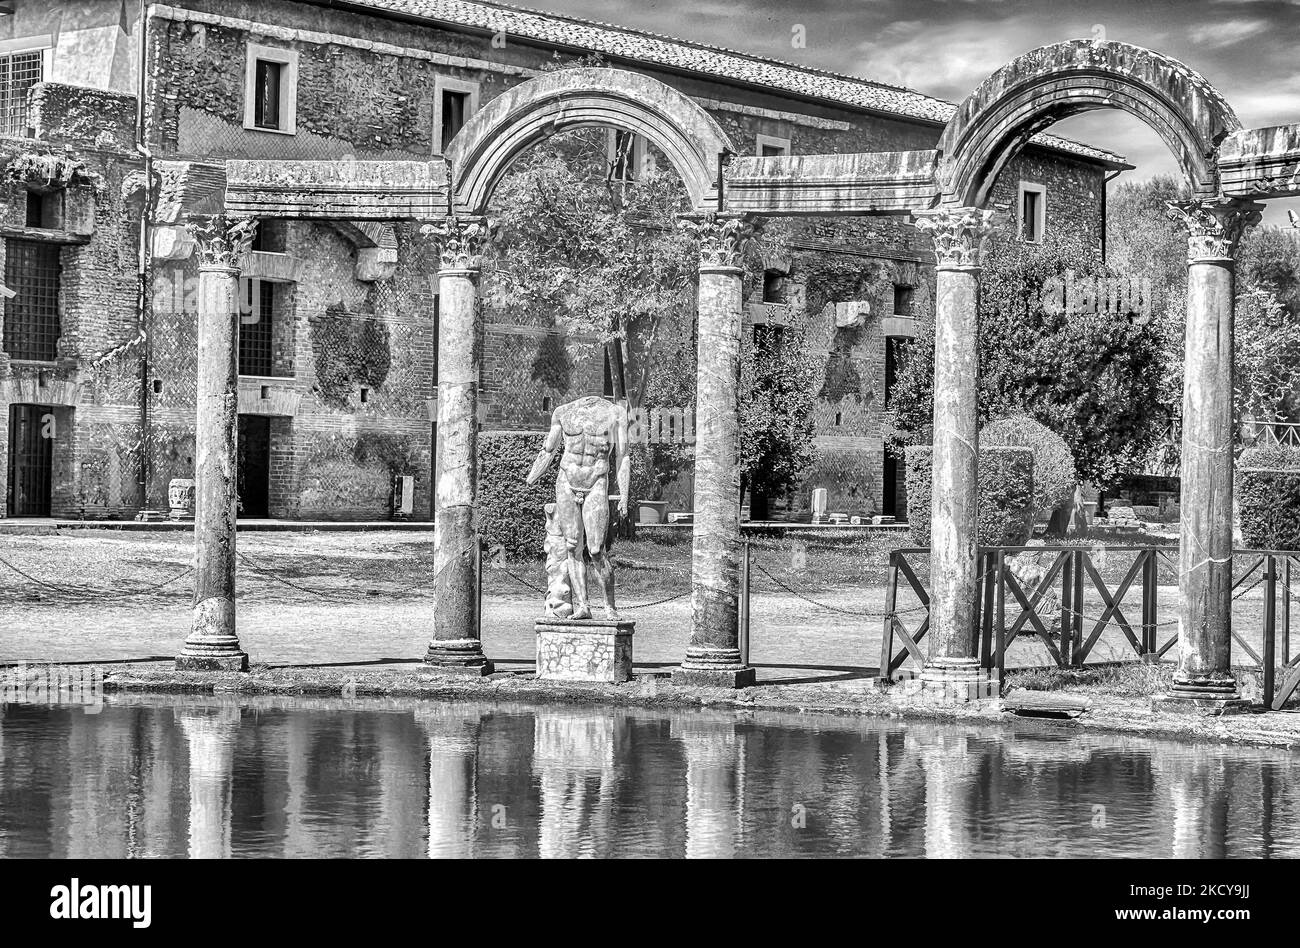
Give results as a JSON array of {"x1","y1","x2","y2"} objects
[{"x1": 527, "y1": 395, "x2": 630, "y2": 621}]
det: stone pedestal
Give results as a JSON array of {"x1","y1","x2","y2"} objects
[
  {"x1": 1151, "y1": 694, "x2": 1251, "y2": 716},
  {"x1": 536, "y1": 617, "x2": 634, "y2": 683},
  {"x1": 890, "y1": 659, "x2": 995, "y2": 705}
]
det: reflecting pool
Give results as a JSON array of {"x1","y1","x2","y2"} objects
[{"x1": 1, "y1": 696, "x2": 1296, "y2": 857}]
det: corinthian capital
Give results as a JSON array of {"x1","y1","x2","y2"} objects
[
  {"x1": 420, "y1": 215, "x2": 497, "y2": 271},
  {"x1": 913, "y1": 206, "x2": 1004, "y2": 269},
  {"x1": 185, "y1": 216, "x2": 258, "y2": 269},
  {"x1": 678, "y1": 213, "x2": 761, "y2": 270},
  {"x1": 1166, "y1": 198, "x2": 1263, "y2": 262}
]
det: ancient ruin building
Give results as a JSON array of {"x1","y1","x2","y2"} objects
[{"x1": 0, "y1": 0, "x2": 1126, "y2": 521}]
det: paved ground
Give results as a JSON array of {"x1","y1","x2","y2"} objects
[{"x1": 0, "y1": 530, "x2": 1289, "y2": 684}]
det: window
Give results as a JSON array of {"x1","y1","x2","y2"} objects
[
  {"x1": 608, "y1": 129, "x2": 654, "y2": 183},
  {"x1": 251, "y1": 219, "x2": 287, "y2": 253},
  {"x1": 893, "y1": 284, "x2": 914, "y2": 316},
  {"x1": 239, "y1": 279, "x2": 274, "y2": 377},
  {"x1": 763, "y1": 269, "x2": 788, "y2": 304},
  {"x1": 244, "y1": 45, "x2": 298, "y2": 134},
  {"x1": 3, "y1": 238, "x2": 60, "y2": 362},
  {"x1": 433, "y1": 77, "x2": 479, "y2": 155},
  {"x1": 25, "y1": 189, "x2": 62, "y2": 229},
  {"x1": 0, "y1": 48, "x2": 44, "y2": 137},
  {"x1": 756, "y1": 134, "x2": 791, "y2": 158},
  {"x1": 1019, "y1": 182, "x2": 1046, "y2": 244},
  {"x1": 752, "y1": 323, "x2": 786, "y2": 349},
  {"x1": 884, "y1": 336, "x2": 905, "y2": 409}
]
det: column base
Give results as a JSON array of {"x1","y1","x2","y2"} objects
[
  {"x1": 1154, "y1": 675, "x2": 1248, "y2": 713},
  {"x1": 176, "y1": 651, "x2": 249, "y2": 673},
  {"x1": 672, "y1": 646, "x2": 756, "y2": 689},
  {"x1": 425, "y1": 639, "x2": 494, "y2": 676},
  {"x1": 893, "y1": 659, "x2": 994, "y2": 704}
]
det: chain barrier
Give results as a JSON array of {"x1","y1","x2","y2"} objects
[
  {"x1": 490, "y1": 562, "x2": 689, "y2": 610},
  {"x1": 0, "y1": 553, "x2": 193, "y2": 602},
  {"x1": 235, "y1": 552, "x2": 351, "y2": 601},
  {"x1": 751, "y1": 562, "x2": 929, "y2": 620}
]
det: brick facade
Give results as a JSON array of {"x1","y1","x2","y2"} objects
[{"x1": 0, "y1": 0, "x2": 1116, "y2": 521}]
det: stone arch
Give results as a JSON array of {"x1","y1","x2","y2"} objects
[
  {"x1": 445, "y1": 66, "x2": 736, "y2": 214},
  {"x1": 937, "y1": 40, "x2": 1241, "y2": 207}
]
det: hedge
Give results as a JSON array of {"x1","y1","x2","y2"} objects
[
  {"x1": 905, "y1": 445, "x2": 1036, "y2": 547},
  {"x1": 980, "y1": 414, "x2": 1076, "y2": 517},
  {"x1": 1238, "y1": 445, "x2": 1300, "y2": 551},
  {"x1": 478, "y1": 432, "x2": 551, "y2": 561}
]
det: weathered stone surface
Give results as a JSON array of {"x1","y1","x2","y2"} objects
[
  {"x1": 176, "y1": 230, "x2": 253, "y2": 674},
  {"x1": 535, "y1": 618, "x2": 634, "y2": 683},
  {"x1": 724, "y1": 150, "x2": 938, "y2": 216},
  {"x1": 1220, "y1": 123, "x2": 1300, "y2": 199},
  {"x1": 225, "y1": 159, "x2": 449, "y2": 220},
  {"x1": 425, "y1": 217, "x2": 492, "y2": 671},
  {"x1": 937, "y1": 40, "x2": 1234, "y2": 204},
  {"x1": 676, "y1": 214, "x2": 758, "y2": 688},
  {"x1": 447, "y1": 67, "x2": 733, "y2": 214},
  {"x1": 912, "y1": 207, "x2": 1000, "y2": 672},
  {"x1": 1167, "y1": 199, "x2": 1261, "y2": 701}
]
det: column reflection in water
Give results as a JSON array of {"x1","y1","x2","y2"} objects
[
  {"x1": 419, "y1": 706, "x2": 482, "y2": 858},
  {"x1": 673, "y1": 713, "x2": 746, "y2": 858},
  {"x1": 533, "y1": 709, "x2": 620, "y2": 859},
  {"x1": 176, "y1": 704, "x2": 242, "y2": 859},
  {"x1": 909, "y1": 727, "x2": 976, "y2": 859}
]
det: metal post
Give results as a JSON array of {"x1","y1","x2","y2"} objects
[
  {"x1": 1060, "y1": 552, "x2": 1073, "y2": 668},
  {"x1": 979, "y1": 551, "x2": 994, "y2": 670},
  {"x1": 1264, "y1": 554, "x2": 1277, "y2": 708},
  {"x1": 476, "y1": 537, "x2": 484, "y2": 644},
  {"x1": 739, "y1": 540, "x2": 751, "y2": 668}
]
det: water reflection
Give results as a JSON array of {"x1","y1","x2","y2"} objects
[{"x1": 1, "y1": 696, "x2": 1297, "y2": 858}]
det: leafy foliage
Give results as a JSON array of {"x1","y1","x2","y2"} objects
[
  {"x1": 478, "y1": 432, "x2": 551, "y2": 561},
  {"x1": 980, "y1": 414, "x2": 1077, "y2": 516},
  {"x1": 890, "y1": 234, "x2": 1164, "y2": 488},
  {"x1": 1238, "y1": 445, "x2": 1300, "y2": 551},
  {"x1": 905, "y1": 445, "x2": 1036, "y2": 547},
  {"x1": 740, "y1": 331, "x2": 822, "y2": 505}
]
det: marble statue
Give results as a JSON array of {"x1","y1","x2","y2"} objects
[{"x1": 527, "y1": 394, "x2": 630, "y2": 620}]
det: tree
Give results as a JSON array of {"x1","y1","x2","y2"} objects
[
  {"x1": 740, "y1": 330, "x2": 822, "y2": 519},
  {"x1": 889, "y1": 233, "x2": 1166, "y2": 488}
]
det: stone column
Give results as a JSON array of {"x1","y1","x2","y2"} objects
[
  {"x1": 1165, "y1": 199, "x2": 1262, "y2": 703},
  {"x1": 176, "y1": 217, "x2": 257, "y2": 673},
  {"x1": 673, "y1": 213, "x2": 760, "y2": 689},
  {"x1": 911, "y1": 206, "x2": 1001, "y2": 698},
  {"x1": 421, "y1": 216, "x2": 495, "y2": 675}
]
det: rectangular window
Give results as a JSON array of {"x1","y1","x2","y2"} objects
[
  {"x1": 756, "y1": 134, "x2": 791, "y2": 158},
  {"x1": 244, "y1": 45, "x2": 297, "y2": 135},
  {"x1": 884, "y1": 336, "x2": 904, "y2": 409},
  {"x1": 1020, "y1": 182, "x2": 1046, "y2": 244},
  {"x1": 239, "y1": 280, "x2": 274, "y2": 377},
  {"x1": 433, "y1": 77, "x2": 479, "y2": 156},
  {"x1": 0, "y1": 50, "x2": 43, "y2": 137},
  {"x1": 763, "y1": 270, "x2": 788, "y2": 304},
  {"x1": 3, "y1": 238, "x2": 60, "y2": 362},
  {"x1": 893, "y1": 284, "x2": 914, "y2": 316},
  {"x1": 752, "y1": 323, "x2": 786, "y2": 349},
  {"x1": 251, "y1": 219, "x2": 287, "y2": 253}
]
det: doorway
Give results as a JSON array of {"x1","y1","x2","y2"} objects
[
  {"x1": 7, "y1": 404, "x2": 53, "y2": 517},
  {"x1": 238, "y1": 414, "x2": 271, "y2": 518}
]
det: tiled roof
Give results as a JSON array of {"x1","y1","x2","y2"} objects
[{"x1": 330, "y1": 0, "x2": 1130, "y2": 167}]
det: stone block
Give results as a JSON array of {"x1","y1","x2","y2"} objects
[
  {"x1": 671, "y1": 665, "x2": 757, "y2": 689},
  {"x1": 536, "y1": 617, "x2": 634, "y2": 683}
]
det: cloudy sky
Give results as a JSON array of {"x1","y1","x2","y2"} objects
[{"x1": 527, "y1": 0, "x2": 1300, "y2": 224}]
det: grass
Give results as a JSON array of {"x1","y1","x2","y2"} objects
[{"x1": 1004, "y1": 662, "x2": 1175, "y2": 697}]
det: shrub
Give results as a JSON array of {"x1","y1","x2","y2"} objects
[
  {"x1": 980, "y1": 414, "x2": 1077, "y2": 517},
  {"x1": 905, "y1": 445, "x2": 1035, "y2": 547},
  {"x1": 478, "y1": 432, "x2": 551, "y2": 560},
  {"x1": 1238, "y1": 445, "x2": 1300, "y2": 550}
]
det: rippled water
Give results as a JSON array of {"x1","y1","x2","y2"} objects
[{"x1": 1, "y1": 695, "x2": 1295, "y2": 858}]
